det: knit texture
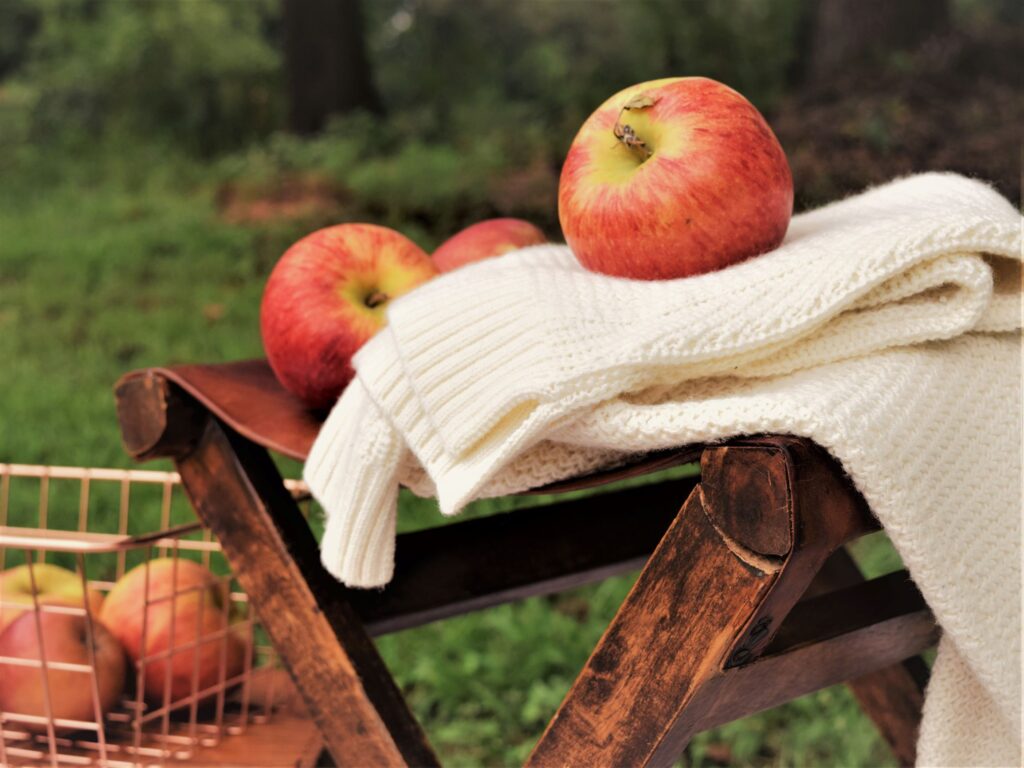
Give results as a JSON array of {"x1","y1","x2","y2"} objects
[{"x1": 304, "y1": 173, "x2": 1023, "y2": 766}]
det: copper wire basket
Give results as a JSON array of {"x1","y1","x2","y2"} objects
[{"x1": 0, "y1": 463, "x2": 306, "y2": 767}]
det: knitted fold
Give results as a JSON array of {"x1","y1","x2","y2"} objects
[
  {"x1": 304, "y1": 172, "x2": 1023, "y2": 765},
  {"x1": 303, "y1": 382, "x2": 403, "y2": 587}
]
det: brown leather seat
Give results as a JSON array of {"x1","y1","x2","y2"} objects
[{"x1": 117, "y1": 360, "x2": 322, "y2": 460}]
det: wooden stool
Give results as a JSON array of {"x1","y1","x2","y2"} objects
[{"x1": 115, "y1": 360, "x2": 938, "y2": 767}]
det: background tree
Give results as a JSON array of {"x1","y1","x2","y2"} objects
[
  {"x1": 801, "y1": 0, "x2": 951, "y2": 82},
  {"x1": 284, "y1": 0, "x2": 382, "y2": 134}
]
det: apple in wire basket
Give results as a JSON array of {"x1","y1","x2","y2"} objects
[
  {"x1": 0, "y1": 562, "x2": 105, "y2": 634},
  {"x1": 0, "y1": 610, "x2": 126, "y2": 731},
  {"x1": 99, "y1": 558, "x2": 246, "y2": 704}
]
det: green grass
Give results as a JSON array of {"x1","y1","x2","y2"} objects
[{"x1": 0, "y1": 144, "x2": 907, "y2": 767}]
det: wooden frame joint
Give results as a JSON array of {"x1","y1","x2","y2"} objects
[{"x1": 115, "y1": 371, "x2": 208, "y2": 461}]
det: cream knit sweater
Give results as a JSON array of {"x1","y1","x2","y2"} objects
[{"x1": 305, "y1": 173, "x2": 1023, "y2": 766}]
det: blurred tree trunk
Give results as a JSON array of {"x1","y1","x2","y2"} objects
[
  {"x1": 800, "y1": 0, "x2": 950, "y2": 83},
  {"x1": 283, "y1": 0, "x2": 382, "y2": 134}
]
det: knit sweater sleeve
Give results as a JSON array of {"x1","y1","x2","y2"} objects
[{"x1": 303, "y1": 378, "x2": 405, "y2": 588}]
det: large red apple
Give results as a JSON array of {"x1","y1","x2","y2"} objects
[
  {"x1": 99, "y1": 558, "x2": 245, "y2": 704},
  {"x1": 139, "y1": 593, "x2": 246, "y2": 704},
  {"x1": 0, "y1": 563, "x2": 105, "y2": 634},
  {"x1": 0, "y1": 610, "x2": 126, "y2": 731},
  {"x1": 432, "y1": 218, "x2": 547, "y2": 272},
  {"x1": 558, "y1": 77, "x2": 793, "y2": 280},
  {"x1": 261, "y1": 223, "x2": 437, "y2": 409}
]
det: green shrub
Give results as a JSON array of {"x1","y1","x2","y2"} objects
[
  {"x1": 347, "y1": 140, "x2": 502, "y2": 230},
  {"x1": 15, "y1": 0, "x2": 282, "y2": 154}
]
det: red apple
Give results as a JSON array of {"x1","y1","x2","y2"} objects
[
  {"x1": 139, "y1": 592, "x2": 246, "y2": 704},
  {"x1": 1, "y1": 563, "x2": 105, "y2": 634},
  {"x1": 558, "y1": 77, "x2": 793, "y2": 280},
  {"x1": 261, "y1": 223, "x2": 437, "y2": 409},
  {"x1": 99, "y1": 558, "x2": 245, "y2": 704},
  {"x1": 432, "y1": 218, "x2": 547, "y2": 272},
  {"x1": 0, "y1": 610, "x2": 126, "y2": 731}
]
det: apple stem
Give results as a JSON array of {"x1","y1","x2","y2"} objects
[
  {"x1": 613, "y1": 96, "x2": 656, "y2": 161},
  {"x1": 613, "y1": 121, "x2": 652, "y2": 160},
  {"x1": 365, "y1": 290, "x2": 389, "y2": 308}
]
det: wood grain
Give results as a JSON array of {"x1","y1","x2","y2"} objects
[
  {"x1": 175, "y1": 420, "x2": 438, "y2": 767},
  {"x1": 848, "y1": 659, "x2": 929, "y2": 767},
  {"x1": 116, "y1": 361, "x2": 322, "y2": 461},
  {"x1": 526, "y1": 437, "x2": 922, "y2": 767},
  {"x1": 803, "y1": 547, "x2": 928, "y2": 766},
  {"x1": 692, "y1": 574, "x2": 937, "y2": 733},
  {"x1": 115, "y1": 372, "x2": 207, "y2": 461},
  {"x1": 118, "y1": 375, "x2": 436, "y2": 766},
  {"x1": 701, "y1": 445, "x2": 793, "y2": 557},
  {"x1": 526, "y1": 479, "x2": 781, "y2": 767},
  {"x1": 352, "y1": 476, "x2": 698, "y2": 635},
  {"x1": 706, "y1": 437, "x2": 878, "y2": 670}
]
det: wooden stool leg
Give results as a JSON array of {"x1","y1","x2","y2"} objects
[
  {"x1": 116, "y1": 375, "x2": 438, "y2": 767},
  {"x1": 527, "y1": 438, "x2": 881, "y2": 768},
  {"x1": 525, "y1": 472, "x2": 781, "y2": 767},
  {"x1": 811, "y1": 548, "x2": 927, "y2": 766},
  {"x1": 848, "y1": 660, "x2": 928, "y2": 767}
]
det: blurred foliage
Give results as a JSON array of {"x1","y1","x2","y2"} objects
[
  {"x1": 366, "y1": 0, "x2": 802, "y2": 142},
  {"x1": 0, "y1": 0, "x2": 807, "y2": 144},
  {"x1": 0, "y1": 0, "x2": 808, "y2": 233},
  {"x1": 1, "y1": 0, "x2": 281, "y2": 154},
  {"x1": 2, "y1": 0, "x2": 1016, "y2": 235},
  {"x1": 771, "y1": 19, "x2": 1022, "y2": 209}
]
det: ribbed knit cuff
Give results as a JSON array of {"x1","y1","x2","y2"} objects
[
  {"x1": 356, "y1": 325, "x2": 584, "y2": 515},
  {"x1": 304, "y1": 380, "x2": 403, "y2": 588},
  {"x1": 380, "y1": 247, "x2": 565, "y2": 456}
]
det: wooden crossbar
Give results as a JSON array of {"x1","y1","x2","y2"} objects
[{"x1": 351, "y1": 476, "x2": 697, "y2": 635}]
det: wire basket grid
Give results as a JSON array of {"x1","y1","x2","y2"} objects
[{"x1": 0, "y1": 463, "x2": 302, "y2": 767}]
